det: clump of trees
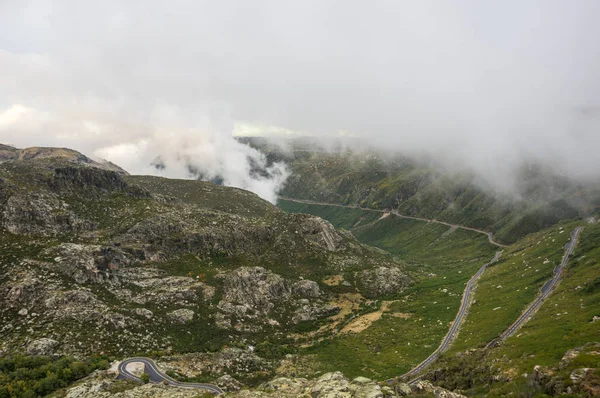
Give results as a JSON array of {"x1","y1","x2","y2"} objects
[
  {"x1": 140, "y1": 373, "x2": 150, "y2": 384},
  {"x1": 0, "y1": 355, "x2": 109, "y2": 398}
]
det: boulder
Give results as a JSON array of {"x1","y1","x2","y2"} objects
[
  {"x1": 27, "y1": 338, "x2": 59, "y2": 356},
  {"x1": 167, "y1": 309, "x2": 195, "y2": 324},
  {"x1": 292, "y1": 279, "x2": 322, "y2": 298},
  {"x1": 359, "y1": 267, "x2": 410, "y2": 297},
  {"x1": 215, "y1": 374, "x2": 242, "y2": 392},
  {"x1": 221, "y1": 267, "x2": 291, "y2": 312}
]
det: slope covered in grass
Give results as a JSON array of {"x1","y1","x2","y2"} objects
[
  {"x1": 279, "y1": 199, "x2": 500, "y2": 379},
  {"x1": 274, "y1": 149, "x2": 600, "y2": 243}
]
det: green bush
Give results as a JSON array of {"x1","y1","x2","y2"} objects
[
  {"x1": 0, "y1": 355, "x2": 108, "y2": 398},
  {"x1": 140, "y1": 373, "x2": 150, "y2": 384}
]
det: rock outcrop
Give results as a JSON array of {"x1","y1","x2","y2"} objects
[
  {"x1": 167, "y1": 309, "x2": 195, "y2": 324},
  {"x1": 358, "y1": 267, "x2": 411, "y2": 298},
  {"x1": 62, "y1": 368, "x2": 470, "y2": 398},
  {"x1": 26, "y1": 338, "x2": 59, "y2": 356}
]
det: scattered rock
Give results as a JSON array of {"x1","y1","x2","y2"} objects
[
  {"x1": 394, "y1": 382, "x2": 412, "y2": 396},
  {"x1": 359, "y1": 267, "x2": 410, "y2": 298},
  {"x1": 215, "y1": 374, "x2": 242, "y2": 392},
  {"x1": 167, "y1": 309, "x2": 195, "y2": 324},
  {"x1": 292, "y1": 279, "x2": 322, "y2": 298},
  {"x1": 132, "y1": 308, "x2": 153, "y2": 319},
  {"x1": 27, "y1": 338, "x2": 59, "y2": 356}
]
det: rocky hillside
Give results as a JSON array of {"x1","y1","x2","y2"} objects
[
  {"x1": 0, "y1": 144, "x2": 127, "y2": 174},
  {"x1": 62, "y1": 367, "x2": 466, "y2": 397},
  {"x1": 0, "y1": 146, "x2": 409, "y2": 365}
]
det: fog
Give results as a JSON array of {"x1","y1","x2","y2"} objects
[{"x1": 1, "y1": 1, "x2": 599, "y2": 201}]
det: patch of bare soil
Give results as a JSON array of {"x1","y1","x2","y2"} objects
[
  {"x1": 289, "y1": 293, "x2": 364, "y2": 343},
  {"x1": 341, "y1": 301, "x2": 411, "y2": 333},
  {"x1": 322, "y1": 275, "x2": 344, "y2": 286}
]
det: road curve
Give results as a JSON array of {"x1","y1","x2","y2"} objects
[
  {"x1": 487, "y1": 226, "x2": 583, "y2": 347},
  {"x1": 117, "y1": 357, "x2": 224, "y2": 395},
  {"x1": 399, "y1": 250, "x2": 503, "y2": 380},
  {"x1": 278, "y1": 197, "x2": 508, "y2": 248}
]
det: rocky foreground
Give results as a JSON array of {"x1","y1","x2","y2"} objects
[{"x1": 64, "y1": 367, "x2": 465, "y2": 398}]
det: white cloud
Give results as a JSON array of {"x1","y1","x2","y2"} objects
[{"x1": 0, "y1": 0, "x2": 599, "y2": 196}]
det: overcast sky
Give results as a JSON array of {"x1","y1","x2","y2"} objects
[{"x1": 1, "y1": 1, "x2": 599, "y2": 199}]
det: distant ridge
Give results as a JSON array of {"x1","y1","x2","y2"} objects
[{"x1": 0, "y1": 144, "x2": 128, "y2": 174}]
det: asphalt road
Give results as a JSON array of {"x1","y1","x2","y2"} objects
[
  {"x1": 279, "y1": 197, "x2": 507, "y2": 248},
  {"x1": 117, "y1": 357, "x2": 224, "y2": 395},
  {"x1": 489, "y1": 226, "x2": 584, "y2": 344},
  {"x1": 399, "y1": 250, "x2": 503, "y2": 380}
]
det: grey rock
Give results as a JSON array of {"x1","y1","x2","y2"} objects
[
  {"x1": 215, "y1": 374, "x2": 242, "y2": 392},
  {"x1": 167, "y1": 309, "x2": 195, "y2": 324},
  {"x1": 395, "y1": 383, "x2": 412, "y2": 396},
  {"x1": 27, "y1": 338, "x2": 59, "y2": 355},
  {"x1": 261, "y1": 377, "x2": 308, "y2": 394},
  {"x1": 292, "y1": 279, "x2": 322, "y2": 298},
  {"x1": 222, "y1": 267, "x2": 290, "y2": 312},
  {"x1": 359, "y1": 267, "x2": 410, "y2": 297},
  {"x1": 132, "y1": 308, "x2": 153, "y2": 319},
  {"x1": 292, "y1": 304, "x2": 340, "y2": 323}
]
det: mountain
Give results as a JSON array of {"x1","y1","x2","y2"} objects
[
  {"x1": 0, "y1": 144, "x2": 127, "y2": 174},
  {"x1": 1, "y1": 144, "x2": 599, "y2": 397},
  {"x1": 270, "y1": 145, "x2": 600, "y2": 243},
  {"x1": 0, "y1": 145, "x2": 411, "y2": 396}
]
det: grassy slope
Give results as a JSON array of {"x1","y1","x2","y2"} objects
[
  {"x1": 489, "y1": 221, "x2": 600, "y2": 374},
  {"x1": 2, "y1": 162, "x2": 414, "y2": 366},
  {"x1": 125, "y1": 175, "x2": 278, "y2": 219},
  {"x1": 449, "y1": 220, "x2": 580, "y2": 353},
  {"x1": 421, "y1": 221, "x2": 600, "y2": 396},
  {"x1": 280, "y1": 199, "x2": 498, "y2": 379},
  {"x1": 279, "y1": 198, "x2": 600, "y2": 394},
  {"x1": 279, "y1": 151, "x2": 600, "y2": 244},
  {"x1": 278, "y1": 200, "x2": 381, "y2": 230}
]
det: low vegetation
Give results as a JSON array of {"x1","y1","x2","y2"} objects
[
  {"x1": 280, "y1": 200, "x2": 500, "y2": 379},
  {"x1": 271, "y1": 147, "x2": 600, "y2": 243},
  {"x1": 0, "y1": 355, "x2": 108, "y2": 398}
]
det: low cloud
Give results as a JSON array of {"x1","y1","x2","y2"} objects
[
  {"x1": 1, "y1": 1, "x2": 599, "y2": 197},
  {"x1": 95, "y1": 131, "x2": 289, "y2": 204}
]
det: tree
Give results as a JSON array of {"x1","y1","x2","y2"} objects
[{"x1": 140, "y1": 373, "x2": 150, "y2": 384}]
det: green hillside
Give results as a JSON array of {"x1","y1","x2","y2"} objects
[{"x1": 273, "y1": 148, "x2": 600, "y2": 243}]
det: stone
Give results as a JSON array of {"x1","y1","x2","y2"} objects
[
  {"x1": 570, "y1": 368, "x2": 591, "y2": 383},
  {"x1": 261, "y1": 377, "x2": 308, "y2": 394},
  {"x1": 359, "y1": 267, "x2": 410, "y2": 297},
  {"x1": 352, "y1": 376, "x2": 372, "y2": 385},
  {"x1": 27, "y1": 338, "x2": 59, "y2": 356},
  {"x1": 292, "y1": 279, "x2": 322, "y2": 298},
  {"x1": 311, "y1": 372, "x2": 351, "y2": 396},
  {"x1": 395, "y1": 383, "x2": 412, "y2": 396},
  {"x1": 167, "y1": 309, "x2": 195, "y2": 324},
  {"x1": 215, "y1": 374, "x2": 242, "y2": 392},
  {"x1": 133, "y1": 308, "x2": 154, "y2": 319}
]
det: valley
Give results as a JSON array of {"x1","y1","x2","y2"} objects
[
  {"x1": 279, "y1": 193, "x2": 599, "y2": 396},
  {"x1": 0, "y1": 145, "x2": 598, "y2": 397}
]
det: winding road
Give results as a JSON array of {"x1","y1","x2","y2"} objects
[
  {"x1": 116, "y1": 357, "x2": 224, "y2": 395},
  {"x1": 115, "y1": 215, "x2": 581, "y2": 391},
  {"x1": 279, "y1": 197, "x2": 507, "y2": 248},
  {"x1": 487, "y1": 226, "x2": 583, "y2": 347},
  {"x1": 400, "y1": 251, "x2": 503, "y2": 380}
]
